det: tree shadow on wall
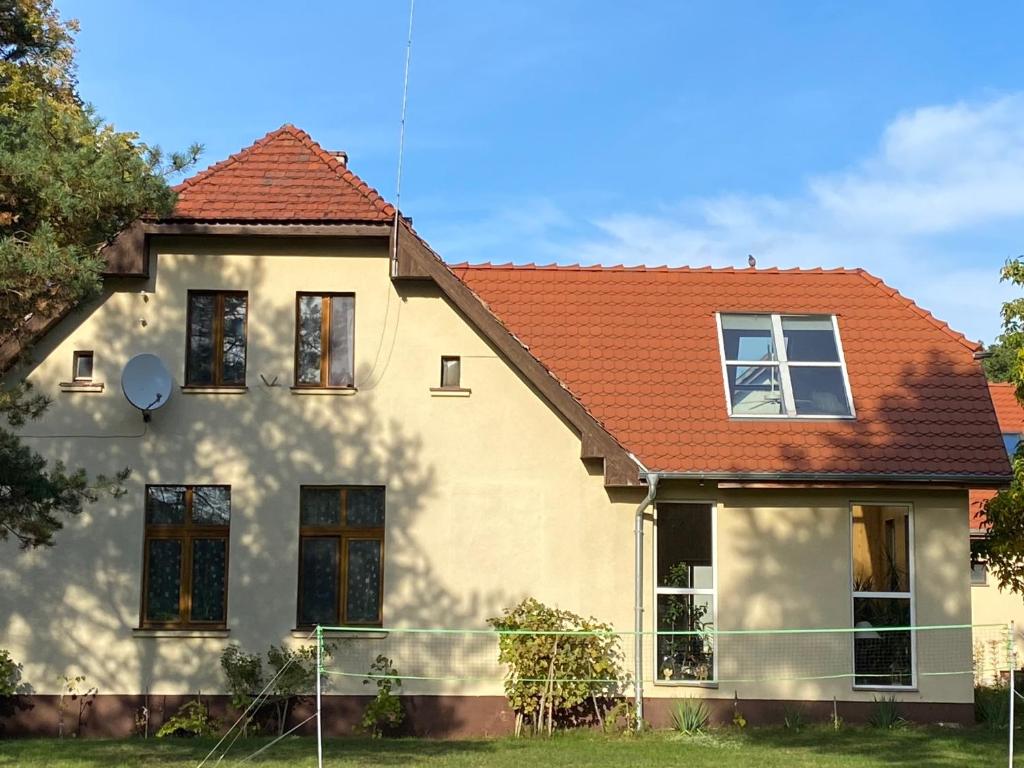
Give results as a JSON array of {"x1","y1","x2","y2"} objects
[{"x1": 0, "y1": 240, "x2": 514, "y2": 740}]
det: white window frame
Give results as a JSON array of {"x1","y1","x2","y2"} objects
[
  {"x1": 970, "y1": 534, "x2": 988, "y2": 586},
  {"x1": 715, "y1": 312, "x2": 856, "y2": 420},
  {"x1": 653, "y1": 501, "x2": 719, "y2": 686},
  {"x1": 849, "y1": 502, "x2": 916, "y2": 691}
]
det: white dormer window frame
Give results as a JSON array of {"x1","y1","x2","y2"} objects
[{"x1": 715, "y1": 312, "x2": 856, "y2": 420}]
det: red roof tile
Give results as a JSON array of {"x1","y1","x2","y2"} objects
[
  {"x1": 169, "y1": 125, "x2": 395, "y2": 223},
  {"x1": 986, "y1": 383, "x2": 1024, "y2": 433},
  {"x1": 451, "y1": 263, "x2": 1010, "y2": 480},
  {"x1": 971, "y1": 383, "x2": 1022, "y2": 527}
]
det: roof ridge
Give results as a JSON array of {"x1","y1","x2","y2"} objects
[
  {"x1": 448, "y1": 261, "x2": 858, "y2": 275},
  {"x1": 853, "y1": 269, "x2": 981, "y2": 353},
  {"x1": 173, "y1": 124, "x2": 395, "y2": 218}
]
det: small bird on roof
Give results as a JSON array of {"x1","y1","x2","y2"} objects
[{"x1": 748, "y1": 254, "x2": 756, "y2": 268}]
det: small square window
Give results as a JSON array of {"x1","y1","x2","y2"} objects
[
  {"x1": 440, "y1": 356, "x2": 461, "y2": 389},
  {"x1": 73, "y1": 351, "x2": 94, "y2": 381}
]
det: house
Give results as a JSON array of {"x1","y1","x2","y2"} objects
[
  {"x1": 0, "y1": 125, "x2": 1011, "y2": 736},
  {"x1": 971, "y1": 383, "x2": 1024, "y2": 671}
]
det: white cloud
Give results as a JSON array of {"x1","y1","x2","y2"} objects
[{"x1": 435, "y1": 94, "x2": 1024, "y2": 343}]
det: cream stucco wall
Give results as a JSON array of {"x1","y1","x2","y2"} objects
[
  {"x1": 972, "y1": 574, "x2": 1024, "y2": 679},
  {"x1": 0, "y1": 236, "x2": 973, "y2": 706}
]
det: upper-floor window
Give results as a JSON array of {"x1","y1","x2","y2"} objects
[
  {"x1": 141, "y1": 485, "x2": 231, "y2": 629},
  {"x1": 717, "y1": 313, "x2": 853, "y2": 418},
  {"x1": 72, "y1": 350, "x2": 94, "y2": 382},
  {"x1": 295, "y1": 294, "x2": 354, "y2": 388},
  {"x1": 186, "y1": 291, "x2": 248, "y2": 387},
  {"x1": 440, "y1": 356, "x2": 461, "y2": 389}
]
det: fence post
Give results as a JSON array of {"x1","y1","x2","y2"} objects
[
  {"x1": 1010, "y1": 621, "x2": 1016, "y2": 768},
  {"x1": 316, "y1": 625, "x2": 324, "y2": 768}
]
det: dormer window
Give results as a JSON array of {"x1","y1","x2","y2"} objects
[{"x1": 717, "y1": 313, "x2": 854, "y2": 418}]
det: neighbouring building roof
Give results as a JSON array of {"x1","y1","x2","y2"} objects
[
  {"x1": 986, "y1": 383, "x2": 1024, "y2": 433},
  {"x1": 168, "y1": 124, "x2": 395, "y2": 223},
  {"x1": 971, "y1": 383, "x2": 1022, "y2": 527},
  {"x1": 452, "y1": 263, "x2": 1010, "y2": 482}
]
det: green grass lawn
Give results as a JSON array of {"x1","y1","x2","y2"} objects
[{"x1": 0, "y1": 727, "x2": 1016, "y2": 768}]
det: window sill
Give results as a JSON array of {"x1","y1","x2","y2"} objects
[
  {"x1": 653, "y1": 680, "x2": 719, "y2": 689},
  {"x1": 289, "y1": 387, "x2": 358, "y2": 396},
  {"x1": 852, "y1": 685, "x2": 917, "y2": 693},
  {"x1": 133, "y1": 628, "x2": 230, "y2": 638},
  {"x1": 59, "y1": 382, "x2": 104, "y2": 393},
  {"x1": 429, "y1": 387, "x2": 472, "y2": 398},
  {"x1": 727, "y1": 414, "x2": 856, "y2": 422},
  {"x1": 180, "y1": 386, "x2": 248, "y2": 394},
  {"x1": 291, "y1": 628, "x2": 387, "y2": 640}
]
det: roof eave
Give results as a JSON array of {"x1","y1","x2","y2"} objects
[{"x1": 647, "y1": 470, "x2": 1013, "y2": 490}]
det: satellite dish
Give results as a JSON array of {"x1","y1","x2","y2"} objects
[{"x1": 121, "y1": 354, "x2": 172, "y2": 421}]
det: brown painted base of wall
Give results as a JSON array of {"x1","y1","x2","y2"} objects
[{"x1": 0, "y1": 694, "x2": 974, "y2": 738}]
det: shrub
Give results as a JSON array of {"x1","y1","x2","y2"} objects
[
  {"x1": 488, "y1": 598, "x2": 627, "y2": 737},
  {"x1": 868, "y1": 695, "x2": 906, "y2": 730},
  {"x1": 0, "y1": 650, "x2": 32, "y2": 728},
  {"x1": 220, "y1": 642, "x2": 329, "y2": 736},
  {"x1": 602, "y1": 700, "x2": 640, "y2": 735},
  {"x1": 359, "y1": 655, "x2": 404, "y2": 737},
  {"x1": 783, "y1": 704, "x2": 806, "y2": 732},
  {"x1": 156, "y1": 697, "x2": 219, "y2": 738},
  {"x1": 975, "y1": 685, "x2": 1010, "y2": 730},
  {"x1": 671, "y1": 698, "x2": 710, "y2": 735}
]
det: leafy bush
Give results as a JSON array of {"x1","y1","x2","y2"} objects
[
  {"x1": 359, "y1": 655, "x2": 404, "y2": 737},
  {"x1": 975, "y1": 685, "x2": 1010, "y2": 729},
  {"x1": 0, "y1": 650, "x2": 32, "y2": 728},
  {"x1": 488, "y1": 598, "x2": 627, "y2": 736},
  {"x1": 601, "y1": 700, "x2": 640, "y2": 735},
  {"x1": 220, "y1": 646, "x2": 263, "y2": 736},
  {"x1": 156, "y1": 697, "x2": 219, "y2": 738},
  {"x1": 220, "y1": 642, "x2": 328, "y2": 736},
  {"x1": 868, "y1": 695, "x2": 906, "y2": 730},
  {"x1": 671, "y1": 698, "x2": 710, "y2": 735},
  {"x1": 783, "y1": 704, "x2": 806, "y2": 732}
]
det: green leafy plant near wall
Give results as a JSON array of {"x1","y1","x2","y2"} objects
[
  {"x1": 975, "y1": 685, "x2": 1010, "y2": 730},
  {"x1": 488, "y1": 598, "x2": 627, "y2": 737},
  {"x1": 156, "y1": 696, "x2": 219, "y2": 738},
  {"x1": 868, "y1": 695, "x2": 906, "y2": 730},
  {"x1": 671, "y1": 698, "x2": 710, "y2": 735},
  {"x1": 220, "y1": 643, "x2": 329, "y2": 736},
  {"x1": 359, "y1": 655, "x2": 404, "y2": 737},
  {"x1": 0, "y1": 650, "x2": 32, "y2": 728}
]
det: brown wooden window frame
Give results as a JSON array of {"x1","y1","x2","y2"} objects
[
  {"x1": 185, "y1": 290, "x2": 249, "y2": 387},
  {"x1": 296, "y1": 485, "x2": 384, "y2": 629},
  {"x1": 72, "y1": 350, "x2": 94, "y2": 382},
  {"x1": 140, "y1": 485, "x2": 231, "y2": 630},
  {"x1": 293, "y1": 292, "x2": 356, "y2": 389}
]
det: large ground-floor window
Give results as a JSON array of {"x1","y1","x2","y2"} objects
[
  {"x1": 297, "y1": 486, "x2": 385, "y2": 628},
  {"x1": 655, "y1": 502, "x2": 716, "y2": 683},
  {"x1": 851, "y1": 503, "x2": 914, "y2": 688},
  {"x1": 141, "y1": 485, "x2": 231, "y2": 629}
]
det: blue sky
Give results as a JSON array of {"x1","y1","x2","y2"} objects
[{"x1": 63, "y1": 1, "x2": 1024, "y2": 343}]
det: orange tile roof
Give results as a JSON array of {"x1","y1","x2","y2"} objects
[
  {"x1": 971, "y1": 384, "x2": 1022, "y2": 527},
  {"x1": 452, "y1": 263, "x2": 1010, "y2": 480},
  {"x1": 987, "y1": 382, "x2": 1024, "y2": 433},
  {"x1": 169, "y1": 125, "x2": 395, "y2": 223}
]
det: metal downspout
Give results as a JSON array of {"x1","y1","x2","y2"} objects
[{"x1": 634, "y1": 471, "x2": 659, "y2": 730}]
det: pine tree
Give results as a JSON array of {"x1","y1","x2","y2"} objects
[{"x1": 0, "y1": 0, "x2": 201, "y2": 548}]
